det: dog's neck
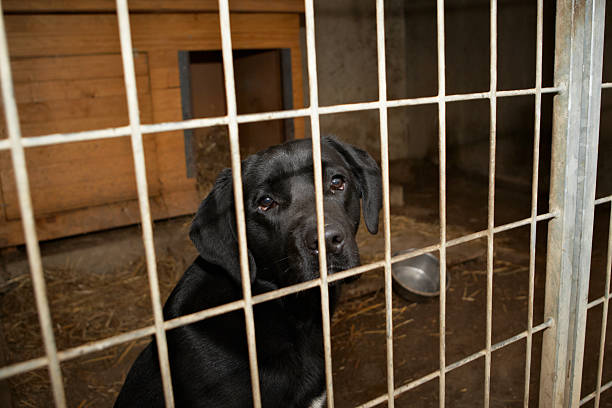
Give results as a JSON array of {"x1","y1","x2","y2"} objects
[
  {"x1": 252, "y1": 278, "x2": 340, "y2": 323},
  {"x1": 280, "y1": 285, "x2": 340, "y2": 324}
]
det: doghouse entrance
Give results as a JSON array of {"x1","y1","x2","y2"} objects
[{"x1": 180, "y1": 49, "x2": 293, "y2": 178}]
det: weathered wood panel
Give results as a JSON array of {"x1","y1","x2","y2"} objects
[
  {"x1": 3, "y1": 0, "x2": 304, "y2": 13},
  {"x1": 14, "y1": 76, "x2": 149, "y2": 104},
  {"x1": 10, "y1": 54, "x2": 149, "y2": 83},
  {"x1": 0, "y1": 189, "x2": 199, "y2": 248},
  {"x1": 0, "y1": 142, "x2": 160, "y2": 219},
  {"x1": 5, "y1": 14, "x2": 301, "y2": 56},
  {"x1": 0, "y1": 53, "x2": 160, "y2": 222},
  {"x1": 0, "y1": 12, "x2": 304, "y2": 246}
]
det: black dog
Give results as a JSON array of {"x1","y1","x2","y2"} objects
[{"x1": 114, "y1": 137, "x2": 382, "y2": 408}]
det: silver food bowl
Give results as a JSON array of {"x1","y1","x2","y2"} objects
[{"x1": 392, "y1": 249, "x2": 449, "y2": 302}]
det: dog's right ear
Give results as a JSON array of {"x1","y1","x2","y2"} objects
[{"x1": 189, "y1": 168, "x2": 256, "y2": 284}]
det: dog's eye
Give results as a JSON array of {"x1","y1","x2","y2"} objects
[
  {"x1": 258, "y1": 196, "x2": 277, "y2": 212},
  {"x1": 330, "y1": 176, "x2": 345, "y2": 192}
]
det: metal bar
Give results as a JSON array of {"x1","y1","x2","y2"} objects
[
  {"x1": 566, "y1": 1, "x2": 605, "y2": 405},
  {"x1": 374, "y1": 1, "x2": 395, "y2": 406},
  {"x1": 114, "y1": 1, "x2": 175, "y2": 406},
  {"x1": 594, "y1": 203, "x2": 612, "y2": 407},
  {"x1": 540, "y1": 0, "x2": 584, "y2": 404},
  {"x1": 524, "y1": 0, "x2": 544, "y2": 405},
  {"x1": 303, "y1": 1, "x2": 335, "y2": 406},
  {"x1": 581, "y1": 379, "x2": 612, "y2": 405},
  {"x1": 356, "y1": 319, "x2": 553, "y2": 408},
  {"x1": 540, "y1": 0, "x2": 604, "y2": 405},
  {"x1": 601, "y1": 82, "x2": 612, "y2": 89},
  {"x1": 0, "y1": 2, "x2": 68, "y2": 406},
  {"x1": 0, "y1": 86, "x2": 563, "y2": 152},
  {"x1": 484, "y1": 0, "x2": 497, "y2": 406},
  {"x1": 588, "y1": 297, "x2": 605, "y2": 309},
  {"x1": 436, "y1": 0, "x2": 447, "y2": 405},
  {"x1": 595, "y1": 195, "x2": 612, "y2": 205},
  {"x1": 216, "y1": 1, "x2": 263, "y2": 407}
]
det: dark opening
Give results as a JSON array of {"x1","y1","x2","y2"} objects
[{"x1": 179, "y1": 49, "x2": 294, "y2": 178}]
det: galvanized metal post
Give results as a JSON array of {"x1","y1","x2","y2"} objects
[{"x1": 539, "y1": 0, "x2": 605, "y2": 406}]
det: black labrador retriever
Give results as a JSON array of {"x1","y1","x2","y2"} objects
[{"x1": 114, "y1": 137, "x2": 382, "y2": 408}]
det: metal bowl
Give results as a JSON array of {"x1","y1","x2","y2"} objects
[{"x1": 392, "y1": 249, "x2": 449, "y2": 302}]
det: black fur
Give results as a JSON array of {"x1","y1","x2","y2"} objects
[{"x1": 114, "y1": 137, "x2": 382, "y2": 408}]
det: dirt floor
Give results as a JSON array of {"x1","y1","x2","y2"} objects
[{"x1": 0, "y1": 169, "x2": 611, "y2": 407}]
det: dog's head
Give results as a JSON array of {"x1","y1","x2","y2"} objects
[{"x1": 190, "y1": 137, "x2": 382, "y2": 289}]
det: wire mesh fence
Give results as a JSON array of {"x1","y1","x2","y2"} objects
[{"x1": 0, "y1": 0, "x2": 609, "y2": 407}]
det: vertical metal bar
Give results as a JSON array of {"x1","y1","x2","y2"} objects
[
  {"x1": 484, "y1": 1, "x2": 497, "y2": 407},
  {"x1": 436, "y1": 0, "x2": 447, "y2": 406},
  {"x1": 594, "y1": 205, "x2": 612, "y2": 408},
  {"x1": 114, "y1": 1, "x2": 175, "y2": 406},
  {"x1": 566, "y1": 1, "x2": 605, "y2": 405},
  {"x1": 539, "y1": 1, "x2": 583, "y2": 404},
  {"x1": 217, "y1": 1, "x2": 262, "y2": 407},
  {"x1": 0, "y1": 3, "x2": 67, "y2": 407},
  {"x1": 523, "y1": 0, "x2": 544, "y2": 405},
  {"x1": 539, "y1": 0, "x2": 604, "y2": 406},
  {"x1": 303, "y1": 1, "x2": 335, "y2": 406},
  {"x1": 374, "y1": 1, "x2": 395, "y2": 406}
]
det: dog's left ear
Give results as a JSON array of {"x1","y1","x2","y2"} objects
[
  {"x1": 189, "y1": 168, "x2": 257, "y2": 284},
  {"x1": 324, "y1": 137, "x2": 382, "y2": 234}
]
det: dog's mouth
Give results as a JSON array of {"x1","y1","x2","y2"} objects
[{"x1": 285, "y1": 250, "x2": 361, "y2": 285}]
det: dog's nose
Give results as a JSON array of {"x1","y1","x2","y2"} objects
[
  {"x1": 306, "y1": 226, "x2": 345, "y2": 254},
  {"x1": 325, "y1": 227, "x2": 345, "y2": 254}
]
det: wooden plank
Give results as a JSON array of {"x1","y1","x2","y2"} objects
[
  {"x1": 11, "y1": 54, "x2": 149, "y2": 83},
  {"x1": 0, "y1": 136, "x2": 158, "y2": 171},
  {"x1": 1, "y1": 143, "x2": 160, "y2": 219},
  {"x1": 2, "y1": 0, "x2": 305, "y2": 13},
  {"x1": 149, "y1": 87, "x2": 182, "y2": 122},
  {"x1": 6, "y1": 15, "x2": 120, "y2": 58},
  {"x1": 11, "y1": 54, "x2": 148, "y2": 83},
  {"x1": 18, "y1": 114, "x2": 139, "y2": 137},
  {"x1": 5, "y1": 14, "x2": 301, "y2": 56},
  {"x1": 13, "y1": 75, "x2": 149, "y2": 104},
  {"x1": 132, "y1": 13, "x2": 302, "y2": 51},
  {"x1": 15, "y1": 94, "x2": 150, "y2": 125},
  {"x1": 0, "y1": 188, "x2": 199, "y2": 247},
  {"x1": 149, "y1": 51, "x2": 180, "y2": 89}
]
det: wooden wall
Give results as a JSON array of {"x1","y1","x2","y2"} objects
[{"x1": 0, "y1": 12, "x2": 304, "y2": 247}]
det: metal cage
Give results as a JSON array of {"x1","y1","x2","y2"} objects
[{"x1": 0, "y1": 0, "x2": 609, "y2": 407}]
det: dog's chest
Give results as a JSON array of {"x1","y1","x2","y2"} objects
[{"x1": 256, "y1": 316, "x2": 326, "y2": 407}]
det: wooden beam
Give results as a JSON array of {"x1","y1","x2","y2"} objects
[
  {"x1": 6, "y1": 14, "x2": 301, "y2": 57},
  {"x1": 3, "y1": 0, "x2": 304, "y2": 13},
  {"x1": 0, "y1": 189, "x2": 199, "y2": 247}
]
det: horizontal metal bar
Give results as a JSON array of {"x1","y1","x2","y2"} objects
[
  {"x1": 601, "y1": 82, "x2": 612, "y2": 89},
  {"x1": 0, "y1": 87, "x2": 562, "y2": 152},
  {"x1": 444, "y1": 212, "x2": 558, "y2": 248},
  {"x1": 595, "y1": 195, "x2": 612, "y2": 205},
  {"x1": 356, "y1": 319, "x2": 554, "y2": 408},
  {"x1": 580, "y1": 379, "x2": 612, "y2": 405},
  {"x1": 588, "y1": 297, "x2": 606, "y2": 309}
]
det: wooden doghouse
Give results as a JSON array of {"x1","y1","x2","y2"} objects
[{"x1": 0, "y1": 0, "x2": 305, "y2": 247}]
